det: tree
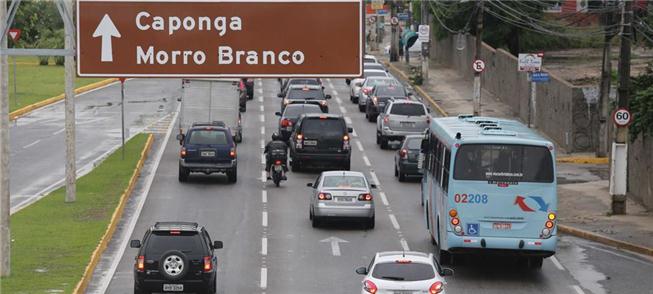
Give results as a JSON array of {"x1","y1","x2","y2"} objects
[{"x1": 630, "y1": 63, "x2": 653, "y2": 140}]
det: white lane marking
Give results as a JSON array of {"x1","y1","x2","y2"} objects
[
  {"x1": 260, "y1": 139, "x2": 266, "y2": 149},
  {"x1": 336, "y1": 97, "x2": 342, "y2": 105},
  {"x1": 260, "y1": 126, "x2": 265, "y2": 135},
  {"x1": 258, "y1": 96, "x2": 263, "y2": 103},
  {"x1": 260, "y1": 268, "x2": 267, "y2": 289},
  {"x1": 259, "y1": 105, "x2": 264, "y2": 112},
  {"x1": 400, "y1": 239, "x2": 410, "y2": 251},
  {"x1": 389, "y1": 214, "x2": 400, "y2": 230},
  {"x1": 262, "y1": 190, "x2": 267, "y2": 203},
  {"x1": 257, "y1": 88, "x2": 263, "y2": 94},
  {"x1": 352, "y1": 129, "x2": 358, "y2": 137},
  {"x1": 261, "y1": 171, "x2": 267, "y2": 183},
  {"x1": 261, "y1": 153, "x2": 266, "y2": 164},
  {"x1": 327, "y1": 78, "x2": 332, "y2": 83},
  {"x1": 259, "y1": 114, "x2": 265, "y2": 123},
  {"x1": 369, "y1": 171, "x2": 380, "y2": 186},
  {"x1": 321, "y1": 237, "x2": 347, "y2": 256},
  {"x1": 550, "y1": 256, "x2": 565, "y2": 271},
  {"x1": 23, "y1": 140, "x2": 41, "y2": 149},
  {"x1": 52, "y1": 128, "x2": 65, "y2": 135},
  {"x1": 95, "y1": 104, "x2": 180, "y2": 293},
  {"x1": 355, "y1": 141, "x2": 364, "y2": 152},
  {"x1": 362, "y1": 155, "x2": 371, "y2": 167},
  {"x1": 572, "y1": 285, "x2": 585, "y2": 294},
  {"x1": 379, "y1": 191, "x2": 389, "y2": 206},
  {"x1": 261, "y1": 237, "x2": 268, "y2": 255},
  {"x1": 339, "y1": 105, "x2": 347, "y2": 114},
  {"x1": 584, "y1": 243, "x2": 653, "y2": 266},
  {"x1": 262, "y1": 211, "x2": 268, "y2": 227},
  {"x1": 344, "y1": 116, "x2": 352, "y2": 124}
]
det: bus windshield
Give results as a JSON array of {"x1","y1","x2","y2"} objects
[{"x1": 453, "y1": 144, "x2": 554, "y2": 183}]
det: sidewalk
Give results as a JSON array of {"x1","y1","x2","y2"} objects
[{"x1": 374, "y1": 51, "x2": 653, "y2": 256}]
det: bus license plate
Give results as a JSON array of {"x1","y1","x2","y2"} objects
[
  {"x1": 163, "y1": 284, "x2": 183, "y2": 291},
  {"x1": 493, "y1": 222, "x2": 512, "y2": 230}
]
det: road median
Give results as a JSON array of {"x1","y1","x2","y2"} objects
[{"x1": 0, "y1": 133, "x2": 153, "y2": 294}]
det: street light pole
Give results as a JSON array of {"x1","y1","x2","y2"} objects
[
  {"x1": 421, "y1": 0, "x2": 429, "y2": 81},
  {"x1": 64, "y1": 0, "x2": 76, "y2": 203},
  {"x1": 473, "y1": 0, "x2": 484, "y2": 116},
  {"x1": 390, "y1": 1, "x2": 399, "y2": 62},
  {"x1": 0, "y1": 0, "x2": 11, "y2": 277}
]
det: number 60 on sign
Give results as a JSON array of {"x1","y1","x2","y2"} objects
[{"x1": 612, "y1": 108, "x2": 632, "y2": 127}]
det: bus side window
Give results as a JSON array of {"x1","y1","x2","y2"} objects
[
  {"x1": 434, "y1": 142, "x2": 443, "y2": 184},
  {"x1": 442, "y1": 148, "x2": 451, "y2": 192},
  {"x1": 430, "y1": 135, "x2": 439, "y2": 177}
]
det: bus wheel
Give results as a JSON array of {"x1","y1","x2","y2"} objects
[{"x1": 529, "y1": 257, "x2": 543, "y2": 269}]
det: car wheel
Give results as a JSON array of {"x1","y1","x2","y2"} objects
[
  {"x1": 366, "y1": 216, "x2": 375, "y2": 229},
  {"x1": 342, "y1": 160, "x2": 351, "y2": 171},
  {"x1": 380, "y1": 136, "x2": 388, "y2": 149},
  {"x1": 350, "y1": 95, "x2": 355, "y2": 102},
  {"x1": 398, "y1": 169, "x2": 406, "y2": 182},
  {"x1": 529, "y1": 257, "x2": 544, "y2": 269},
  {"x1": 291, "y1": 159, "x2": 301, "y2": 172},
  {"x1": 312, "y1": 216, "x2": 320, "y2": 228},
  {"x1": 227, "y1": 168, "x2": 237, "y2": 183},
  {"x1": 394, "y1": 164, "x2": 399, "y2": 177},
  {"x1": 178, "y1": 166, "x2": 189, "y2": 182},
  {"x1": 376, "y1": 132, "x2": 381, "y2": 145},
  {"x1": 353, "y1": 97, "x2": 359, "y2": 104},
  {"x1": 359, "y1": 104, "x2": 365, "y2": 112},
  {"x1": 159, "y1": 250, "x2": 189, "y2": 281},
  {"x1": 235, "y1": 132, "x2": 243, "y2": 143},
  {"x1": 133, "y1": 283, "x2": 146, "y2": 294},
  {"x1": 309, "y1": 207, "x2": 313, "y2": 220},
  {"x1": 367, "y1": 113, "x2": 375, "y2": 122}
]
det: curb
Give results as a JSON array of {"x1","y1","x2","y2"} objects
[
  {"x1": 9, "y1": 78, "x2": 119, "y2": 121},
  {"x1": 72, "y1": 134, "x2": 155, "y2": 294},
  {"x1": 558, "y1": 224, "x2": 653, "y2": 257},
  {"x1": 556, "y1": 156, "x2": 609, "y2": 164}
]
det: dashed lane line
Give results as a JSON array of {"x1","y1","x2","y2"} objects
[
  {"x1": 550, "y1": 256, "x2": 565, "y2": 271},
  {"x1": 261, "y1": 237, "x2": 268, "y2": 256},
  {"x1": 261, "y1": 153, "x2": 266, "y2": 165},
  {"x1": 356, "y1": 141, "x2": 364, "y2": 152},
  {"x1": 362, "y1": 155, "x2": 371, "y2": 167},
  {"x1": 369, "y1": 171, "x2": 380, "y2": 186},
  {"x1": 344, "y1": 116, "x2": 352, "y2": 125},
  {"x1": 262, "y1": 190, "x2": 267, "y2": 204},
  {"x1": 260, "y1": 268, "x2": 268, "y2": 289},
  {"x1": 23, "y1": 139, "x2": 41, "y2": 149},
  {"x1": 259, "y1": 105, "x2": 264, "y2": 112},
  {"x1": 339, "y1": 105, "x2": 348, "y2": 114},
  {"x1": 262, "y1": 211, "x2": 268, "y2": 227},
  {"x1": 259, "y1": 114, "x2": 265, "y2": 123},
  {"x1": 260, "y1": 126, "x2": 265, "y2": 135},
  {"x1": 52, "y1": 128, "x2": 65, "y2": 135},
  {"x1": 261, "y1": 171, "x2": 266, "y2": 183},
  {"x1": 379, "y1": 191, "x2": 389, "y2": 206},
  {"x1": 389, "y1": 214, "x2": 401, "y2": 230},
  {"x1": 400, "y1": 238, "x2": 410, "y2": 251},
  {"x1": 572, "y1": 285, "x2": 585, "y2": 294},
  {"x1": 260, "y1": 139, "x2": 265, "y2": 149}
]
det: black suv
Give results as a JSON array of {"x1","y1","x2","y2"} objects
[
  {"x1": 289, "y1": 114, "x2": 352, "y2": 171},
  {"x1": 366, "y1": 84, "x2": 410, "y2": 122},
  {"x1": 177, "y1": 122, "x2": 237, "y2": 183},
  {"x1": 130, "y1": 222, "x2": 224, "y2": 294}
]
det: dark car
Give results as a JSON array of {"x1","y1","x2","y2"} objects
[
  {"x1": 289, "y1": 114, "x2": 353, "y2": 171},
  {"x1": 278, "y1": 78, "x2": 323, "y2": 97},
  {"x1": 366, "y1": 84, "x2": 410, "y2": 122},
  {"x1": 280, "y1": 85, "x2": 331, "y2": 112},
  {"x1": 242, "y1": 78, "x2": 255, "y2": 100},
  {"x1": 275, "y1": 104, "x2": 324, "y2": 141},
  {"x1": 130, "y1": 222, "x2": 223, "y2": 294},
  {"x1": 177, "y1": 123, "x2": 237, "y2": 183},
  {"x1": 394, "y1": 135, "x2": 425, "y2": 181}
]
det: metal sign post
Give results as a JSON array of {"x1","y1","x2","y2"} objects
[
  {"x1": 518, "y1": 53, "x2": 544, "y2": 128},
  {"x1": 7, "y1": 28, "x2": 19, "y2": 108},
  {"x1": 119, "y1": 78, "x2": 126, "y2": 160}
]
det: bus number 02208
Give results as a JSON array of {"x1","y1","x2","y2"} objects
[{"x1": 454, "y1": 193, "x2": 488, "y2": 204}]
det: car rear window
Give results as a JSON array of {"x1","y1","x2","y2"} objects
[
  {"x1": 322, "y1": 175, "x2": 367, "y2": 189},
  {"x1": 364, "y1": 58, "x2": 377, "y2": 63},
  {"x1": 371, "y1": 262, "x2": 435, "y2": 281},
  {"x1": 284, "y1": 105, "x2": 323, "y2": 118},
  {"x1": 364, "y1": 64, "x2": 385, "y2": 71},
  {"x1": 188, "y1": 130, "x2": 228, "y2": 145},
  {"x1": 376, "y1": 86, "x2": 405, "y2": 97},
  {"x1": 145, "y1": 232, "x2": 204, "y2": 255},
  {"x1": 405, "y1": 138, "x2": 422, "y2": 150},
  {"x1": 365, "y1": 71, "x2": 387, "y2": 78},
  {"x1": 390, "y1": 104, "x2": 425, "y2": 116},
  {"x1": 288, "y1": 89, "x2": 324, "y2": 100},
  {"x1": 289, "y1": 79, "x2": 320, "y2": 86},
  {"x1": 453, "y1": 144, "x2": 554, "y2": 183},
  {"x1": 366, "y1": 78, "x2": 399, "y2": 87},
  {"x1": 301, "y1": 118, "x2": 345, "y2": 137}
]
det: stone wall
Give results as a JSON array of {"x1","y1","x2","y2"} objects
[{"x1": 628, "y1": 135, "x2": 653, "y2": 209}]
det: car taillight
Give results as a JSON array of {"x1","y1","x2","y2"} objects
[
  {"x1": 400, "y1": 149, "x2": 408, "y2": 159},
  {"x1": 372, "y1": 96, "x2": 378, "y2": 104},
  {"x1": 430, "y1": 281, "x2": 444, "y2": 294},
  {"x1": 229, "y1": 148, "x2": 236, "y2": 158},
  {"x1": 358, "y1": 193, "x2": 373, "y2": 201},
  {"x1": 318, "y1": 192, "x2": 332, "y2": 200},
  {"x1": 275, "y1": 160, "x2": 282, "y2": 165},
  {"x1": 362, "y1": 87, "x2": 371, "y2": 95},
  {"x1": 281, "y1": 119, "x2": 292, "y2": 127},
  {"x1": 343, "y1": 135, "x2": 351, "y2": 150},
  {"x1": 451, "y1": 217, "x2": 460, "y2": 226},
  {"x1": 383, "y1": 116, "x2": 389, "y2": 123},
  {"x1": 343, "y1": 135, "x2": 350, "y2": 141},
  {"x1": 320, "y1": 100, "x2": 327, "y2": 106},
  {"x1": 180, "y1": 147, "x2": 186, "y2": 158},
  {"x1": 363, "y1": 280, "x2": 377, "y2": 294},
  {"x1": 283, "y1": 98, "x2": 289, "y2": 105},
  {"x1": 203, "y1": 256, "x2": 212, "y2": 272},
  {"x1": 136, "y1": 255, "x2": 145, "y2": 272}
]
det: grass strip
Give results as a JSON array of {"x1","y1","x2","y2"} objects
[
  {"x1": 0, "y1": 134, "x2": 149, "y2": 293},
  {"x1": 7, "y1": 56, "x2": 105, "y2": 112}
]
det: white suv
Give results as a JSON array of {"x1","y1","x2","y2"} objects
[
  {"x1": 356, "y1": 251, "x2": 453, "y2": 294},
  {"x1": 376, "y1": 100, "x2": 430, "y2": 149}
]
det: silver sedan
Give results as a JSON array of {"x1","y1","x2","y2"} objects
[{"x1": 307, "y1": 171, "x2": 376, "y2": 229}]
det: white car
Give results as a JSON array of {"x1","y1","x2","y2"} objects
[
  {"x1": 356, "y1": 251, "x2": 453, "y2": 294},
  {"x1": 350, "y1": 69, "x2": 390, "y2": 103},
  {"x1": 357, "y1": 76, "x2": 401, "y2": 112},
  {"x1": 364, "y1": 54, "x2": 379, "y2": 64}
]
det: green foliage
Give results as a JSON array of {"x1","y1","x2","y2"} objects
[
  {"x1": 12, "y1": 0, "x2": 64, "y2": 48},
  {"x1": 630, "y1": 63, "x2": 653, "y2": 140}
]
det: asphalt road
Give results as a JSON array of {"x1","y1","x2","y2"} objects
[
  {"x1": 93, "y1": 78, "x2": 653, "y2": 294},
  {"x1": 9, "y1": 79, "x2": 178, "y2": 213}
]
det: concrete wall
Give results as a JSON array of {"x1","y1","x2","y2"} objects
[
  {"x1": 432, "y1": 34, "x2": 598, "y2": 152},
  {"x1": 628, "y1": 135, "x2": 653, "y2": 209}
]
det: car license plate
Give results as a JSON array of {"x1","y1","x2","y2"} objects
[
  {"x1": 201, "y1": 151, "x2": 215, "y2": 157},
  {"x1": 401, "y1": 122, "x2": 415, "y2": 127},
  {"x1": 393, "y1": 291, "x2": 414, "y2": 294},
  {"x1": 303, "y1": 140, "x2": 317, "y2": 146},
  {"x1": 493, "y1": 222, "x2": 512, "y2": 230},
  {"x1": 335, "y1": 196, "x2": 354, "y2": 202},
  {"x1": 163, "y1": 284, "x2": 184, "y2": 291}
]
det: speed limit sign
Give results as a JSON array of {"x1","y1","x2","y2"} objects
[{"x1": 612, "y1": 108, "x2": 633, "y2": 127}]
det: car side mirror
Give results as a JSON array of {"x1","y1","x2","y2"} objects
[
  {"x1": 213, "y1": 241, "x2": 224, "y2": 250},
  {"x1": 345, "y1": 79, "x2": 351, "y2": 85},
  {"x1": 348, "y1": 127, "x2": 353, "y2": 133},
  {"x1": 231, "y1": 81, "x2": 238, "y2": 86},
  {"x1": 277, "y1": 93, "x2": 283, "y2": 98},
  {"x1": 307, "y1": 183, "x2": 313, "y2": 187},
  {"x1": 275, "y1": 112, "x2": 282, "y2": 116},
  {"x1": 440, "y1": 267, "x2": 454, "y2": 276},
  {"x1": 325, "y1": 94, "x2": 332, "y2": 99},
  {"x1": 370, "y1": 184, "x2": 377, "y2": 189},
  {"x1": 355, "y1": 266, "x2": 368, "y2": 275},
  {"x1": 176, "y1": 133, "x2": 185, "y2": 145},
  {"x1": 130, "y1": 240, "x2": 141, "y2": 248}
]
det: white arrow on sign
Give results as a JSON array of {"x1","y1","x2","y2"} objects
[
  {"x1": 93, "y1": 14, "x2": 121, "y2": 63},
  {"x1": 320, "y1": 236, "x2": 348, "y2": 256}
]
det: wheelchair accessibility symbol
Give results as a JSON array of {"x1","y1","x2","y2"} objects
[{"x1": 467, "y1": 223, "x2": 479, "y2": 236}]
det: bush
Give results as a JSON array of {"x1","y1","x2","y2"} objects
[
  {"x1": 630, "y1": 63, "x2": 653, "y2": 140},
  {"x1": 38, "y1": 56, "x2": 49, "y2": 65}
]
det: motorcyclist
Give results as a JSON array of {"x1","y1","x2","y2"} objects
[
  {"x1": 241, "y1": 78, "x2": 255, "y2": 100},
  {"x1": 264, "y1": 133, "x2": 288, "y2": 180}
]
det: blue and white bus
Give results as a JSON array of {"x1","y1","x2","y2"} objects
[{"x1": 420, "y1": 115, "x2": 557, "y2": 268}]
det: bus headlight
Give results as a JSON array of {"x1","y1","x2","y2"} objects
[
  {"x1": 454, "y1": 225, "x2": 463, "y2": 234},
  {"x1": 541, "y1": 228, "x2": 551, "y2": 238}
]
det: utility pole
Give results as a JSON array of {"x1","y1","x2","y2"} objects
[
  {"x1": 610, "y1": 0, "x2": 632, "y2": 215},
  {"x1": 597, "y1": 0, "x2": 616, "y2": 157},
  {"x1": 0, "y1": 0, "x2": 10, "y2": 277},
  {"x1": 421, "y1": 0, "x2": 430, "y2": 81},
  {"x1": 120, "y1": 78, "x2": 126, "y2": 160},
  {"x1": 64, "y1": 0, "x2": 76, "y2": 203},
  {"x1": 473, "y1": 0, "x2": 484, "y2": 116},
  {"x1": 390, "y1": 1, "x2": 399, "y2": 62}
]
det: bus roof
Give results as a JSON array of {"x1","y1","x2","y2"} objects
[{"x1": 430, "y1": 115, "x2": 553, "y2": 148}]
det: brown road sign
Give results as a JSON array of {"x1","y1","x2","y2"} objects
[{"x1": 77, "y1": 0, "x2": 363, "y2": 78}]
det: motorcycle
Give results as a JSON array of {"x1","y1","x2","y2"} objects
[{"x1": 271, "y1": 160, "x2": 286, "y2": 187}]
